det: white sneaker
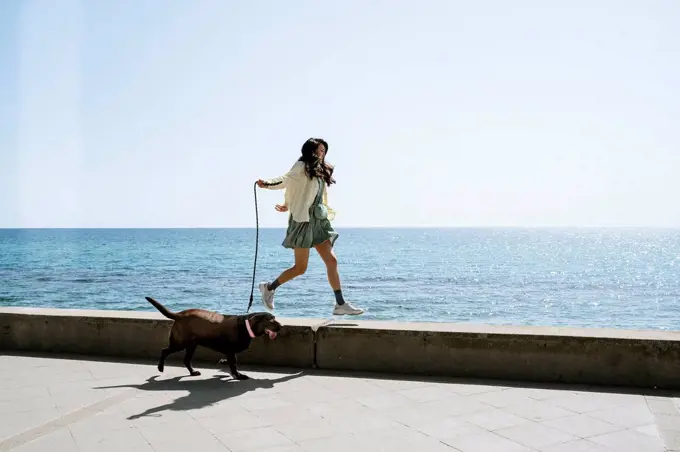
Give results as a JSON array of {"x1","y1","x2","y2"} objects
[
  {"x1": 259, "y1": 282, "x2": 275, "y2": 310},
  {"x1": 333, "y1": 302, "x2": 364, "y2": 316}
]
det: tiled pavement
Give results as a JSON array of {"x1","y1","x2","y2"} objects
[{"x1": 0, "y1": 353, "x2": 678, "y2": 452}]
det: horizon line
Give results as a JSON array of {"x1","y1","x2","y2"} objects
[{"x1": 2, "y1": 226, "x2": 680, "y2": 230}]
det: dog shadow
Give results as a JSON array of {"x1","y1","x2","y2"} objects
[{"x1": 95, "y1": 370, "x2": 304, "y2": 420}]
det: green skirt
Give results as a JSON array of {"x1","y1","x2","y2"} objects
[{"x1": 282, "y1": 213, "x2": 338, "y2": 249}]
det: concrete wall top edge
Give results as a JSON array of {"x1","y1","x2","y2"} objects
[
  {"x1": 324, "y1": 319, "x2": 680, "y2": 341},
  {"x1": 0, "y1": 307, "x2": 321, "y2": 327},
  {"x1": 2, "y1": 307, "x2": 678, "y2": 342}
]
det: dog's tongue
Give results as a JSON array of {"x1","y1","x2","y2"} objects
[{"x1": 266, "y1": 330, "x2": 277, "y2": 339}]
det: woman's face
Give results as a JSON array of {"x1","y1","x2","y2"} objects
[{"x1": 315, "y1": 143, "x2": 326, "y2": 159}]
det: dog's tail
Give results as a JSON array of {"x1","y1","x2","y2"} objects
[{"x1": 145, "y1": 297, "x2": 178, "y2": 320}]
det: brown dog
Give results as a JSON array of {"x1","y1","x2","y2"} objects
[{"x1": 145, "y1": 296, "x2": 282, "y2": 380}]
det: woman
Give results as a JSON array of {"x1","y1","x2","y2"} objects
[{"x1": 256, "y1": 137, "x2": 364, "y2": 316}]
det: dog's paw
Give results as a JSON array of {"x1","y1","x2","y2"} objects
[
  {"x1": 189, "y1": 370, "x2": 201, "y2": 377},
  {"x1": 158, "y1": 364, "x2": 164, "y2": 373}
]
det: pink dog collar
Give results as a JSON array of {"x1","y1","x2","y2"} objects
[{"x1": 246, "y1": 319, "x2": 256, "y2": 338}]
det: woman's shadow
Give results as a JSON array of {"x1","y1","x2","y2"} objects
[{"x1": 95, "y1": 370, "x2": 304, "y2": 420}]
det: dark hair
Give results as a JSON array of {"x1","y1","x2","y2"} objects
[{"x1": 298, "y1": 137, "x2": 335, "y2": 186}]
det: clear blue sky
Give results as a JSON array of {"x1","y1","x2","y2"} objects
[{"x1": 1, "y1": 0, "x2": 679, "y2": 228}]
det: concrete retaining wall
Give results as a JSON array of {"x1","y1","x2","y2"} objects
[
  {"x1": 317, "y1": 321, "x2": 680, "y2": 389},
  {"x1": 0, "y1": 307, "x2": 315, "y2": 368},
  {"x1": 1, "y1": 307, "x2": 679, "y2": 389}
]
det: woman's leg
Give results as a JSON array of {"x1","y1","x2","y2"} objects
[
  {"x1": 314, "y1": 240, "x2": 364, "y2": 315},
  {"x1": 272, "y1": 248, "x2": 310, "y2": 287},
  {"x1": 259, "y1": 248, "x2": 309, "y2": 310},
  {"x1": 313, "y1": 240, "x2": 341, "y2": 292}
]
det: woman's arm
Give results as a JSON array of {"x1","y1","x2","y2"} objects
[
  {"x1": 258, "y1": 161, "x2": 304, "y2": 190},
  {"x1": 322, "y1": 185, "x2": 336, "y2": 221}
]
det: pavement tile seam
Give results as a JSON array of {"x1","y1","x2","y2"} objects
[
  {"x1": 0, "y1": 389, "x2": 137, "y2": 452},
  {"x1": 645, "y1": 395, "x2": 680, "y2": 451}
]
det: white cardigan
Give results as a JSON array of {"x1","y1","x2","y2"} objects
[{"x1": 263, "y1": 161, "x2": 336, "y2": 223}]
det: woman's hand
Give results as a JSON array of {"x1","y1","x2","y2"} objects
[
  {"x1": 275, "y1": 204, "x2": 288, "y2": 212},
  {"x1": 256, "y1": 179, "x2": 266, "y2": 188}
]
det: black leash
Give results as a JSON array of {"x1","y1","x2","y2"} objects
[
  {"x1": 247, "y1": 181, "x2": 259, "y2": 313},
  {"x1": 247, "y1": 180, "x2": 282, "y2": 313}
]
